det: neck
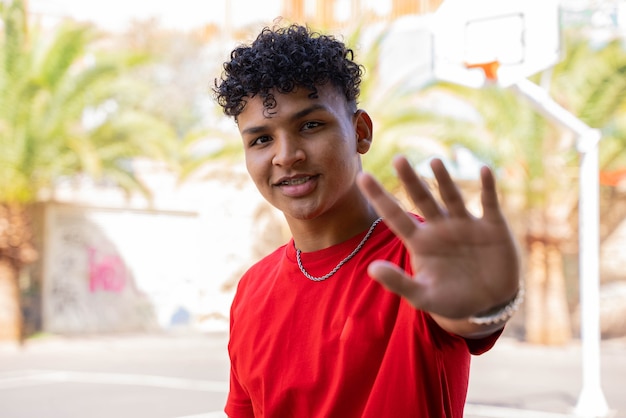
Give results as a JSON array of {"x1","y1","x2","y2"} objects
[{"x1": 288, "y1": 206, "x2": 379, "y2": 252}]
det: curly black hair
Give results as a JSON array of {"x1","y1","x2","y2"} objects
[{"x1": 214, "y1": 24, "x2": 363, "y2": 118}]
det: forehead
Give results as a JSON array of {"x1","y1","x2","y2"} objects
[{"x1": 238, "y1": 84, "x2": 349, "y2": 121}]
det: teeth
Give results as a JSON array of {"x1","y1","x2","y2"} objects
[{"x1": 281, "y1": 177, "x2": 310, "y2": 186}]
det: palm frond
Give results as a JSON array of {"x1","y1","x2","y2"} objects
[{"x1": 0, "y1": 1, "x2": 178, "y2": 203}]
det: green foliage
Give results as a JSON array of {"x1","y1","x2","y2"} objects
[
  {"x1": 172, "y1": 127, "x2": 244, "y2": 184},
  {"x1": 421, "y1": 30, "x2": 626, "y2": 210},
  {"x1": 345, "y1": 23, "x2": 444, "y2": 193},
  {"x1": 551, "y1": 32, "x2": 626, "y2": 171},
  {"x1": 0, "y1": 0, "x2": 177, "y2": 203}
]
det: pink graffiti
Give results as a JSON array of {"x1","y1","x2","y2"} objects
[{"x1": 88, "y1": 247, "x2": 127, "y2": 293}]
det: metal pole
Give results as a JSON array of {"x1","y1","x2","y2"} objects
[
  {"x1": 574, "y1": 134, "x2": 610, "y2": 418},
  {"x1": 510, "y1": 79, "x2": 609, "y2": 417}
]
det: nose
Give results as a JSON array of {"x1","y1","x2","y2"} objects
[{"x1": 272, "y1": 135, "x2": 305, "y2": 167}]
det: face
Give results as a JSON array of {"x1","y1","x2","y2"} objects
[{"x1": 237, "y1": 84, "x2": 373, "y2": 222}]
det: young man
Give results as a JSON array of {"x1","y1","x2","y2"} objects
[{"x1": 214, "y1": 24, "x2": 521, "y2": 418}]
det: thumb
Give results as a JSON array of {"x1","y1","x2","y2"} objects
[{"x1": 368, "y1": 260, "x2": 423, "y2": 305}]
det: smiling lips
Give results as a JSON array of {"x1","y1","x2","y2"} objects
[
  {"x1": 274, "y1": 175, "x2": 318, "y2": 197},
  {"x1": 276, "y1": 176, "x2": 314, "y2": 186}
]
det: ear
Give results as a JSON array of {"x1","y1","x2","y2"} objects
[{"x1": 354, "y1": 110, "x2": 373, "y2": 154}]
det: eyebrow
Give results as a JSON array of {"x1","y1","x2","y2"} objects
[{"x1": 240, "y1": 104, "x2": 330, "y2": 136}]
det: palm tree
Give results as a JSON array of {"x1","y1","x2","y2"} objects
[
  {"x1": 0, "y1": 0, "x2": 177, "y2": 342},
  {"x1": 551, "y1": 32, "x2": 626, "y2": 189},
  {"x1": 344, "y1": 21, "x2": 448, "y2": 193}
]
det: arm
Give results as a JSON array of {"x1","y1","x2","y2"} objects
[{"x1": 356, "y1": 156, "x2": 521, "y2": 339}]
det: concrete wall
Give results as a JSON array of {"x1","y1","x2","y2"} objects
[
  {"x1": 38, "y1": 161, "x2": 287, "y2": 335},
  {"x1": 41, "y1": 204, "x2": 197, "y2": 333}
]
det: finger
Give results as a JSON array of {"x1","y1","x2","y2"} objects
[
  {"x1": 393, "y1": 156, "x2": 444, "y2": 220},
  {"x1": 430, "y1": 158, "x2": 470, "y2": 218},
  {"x1": 367, "y1": 260, "x2": 424, "y2": 307},
  {"x1": 357, "y1": 171, "x2": 419, "y2": 241},
  {"x1": 479, "y1": 166, "x2": 504, "y2": 222}
]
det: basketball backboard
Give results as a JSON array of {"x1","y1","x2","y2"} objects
[{"x1": 431, "y1": 0, "x2": 562, "y2": 88}]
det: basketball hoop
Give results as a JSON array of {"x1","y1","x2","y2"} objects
[
  {"x1": 465, "y1": 61, "x2": 500, "y2": 82},
  {"x1": 432, "y1": 0, "x2": 561, "y2": 88}
]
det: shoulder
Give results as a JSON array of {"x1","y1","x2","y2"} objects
[
  {"x1": 240, "y1": 243, "x2": 288, "y2": 282},
  {"x1": 231, "y1": 244, "x2": 289, "y2": 311}
]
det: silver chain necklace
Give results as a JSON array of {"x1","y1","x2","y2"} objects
[{"x1": 296, "y1": 217, "x2": 383, "y2": 282}]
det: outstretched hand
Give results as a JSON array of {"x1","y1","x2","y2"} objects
[{"x1": 357, "y1": 156, "x2": 520, "y2": 323}]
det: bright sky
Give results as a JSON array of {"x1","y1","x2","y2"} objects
[{"x1": 28, "y1": 0, "x2": 284, "y2": 31}]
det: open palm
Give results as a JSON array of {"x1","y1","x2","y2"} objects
[{"x1": 357, "y1": 156, "x2": 520, "y2": 320}]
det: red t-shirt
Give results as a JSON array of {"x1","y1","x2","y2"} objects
[{"x1": 226, "y1": 217, "x2": 500, "y2": 418}]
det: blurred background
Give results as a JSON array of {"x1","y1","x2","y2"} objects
[{"x1": 0, "y1": 0, "x2": 625, "y2": 417}]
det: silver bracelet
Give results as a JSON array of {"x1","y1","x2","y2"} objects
[{"x1": 468, "y1": 284, "x2": 524, "y2": 325}]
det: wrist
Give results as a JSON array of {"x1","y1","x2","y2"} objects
[{"x1": 468, "y1": 284, "x2": 524, "y2": 326}]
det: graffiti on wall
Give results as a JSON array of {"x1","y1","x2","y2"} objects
[
  {"x1": 88, "y1": 246, "x2": 127, "y2": 293},
  {"x1": 44, "y1": 206, "x2": 156, "y2": 333},
  {"x1": 41, "y1": 190, "x2": 249, "y2": 334},
  {"x1": 48, "y1": 223, "x2": 88, "y2": 325}
]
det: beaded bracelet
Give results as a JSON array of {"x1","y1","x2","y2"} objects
[{"x1": 468, "y1": 284, "x2": 525, "y2": 325}]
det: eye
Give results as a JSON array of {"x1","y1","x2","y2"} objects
[
  {"x1": 302, "y1": 121, "x2": 322, "y2": 131},
  {"x1": 250, "y1": 135, "x2": 272, "y2": 146}
]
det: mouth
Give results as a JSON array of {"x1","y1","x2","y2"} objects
[
  {"x1": 274, "y1": 175, "x2": 316, "y2": 187},
  {"x1": 272, "y1": 175, "x2": 319, "y2": 197}
]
